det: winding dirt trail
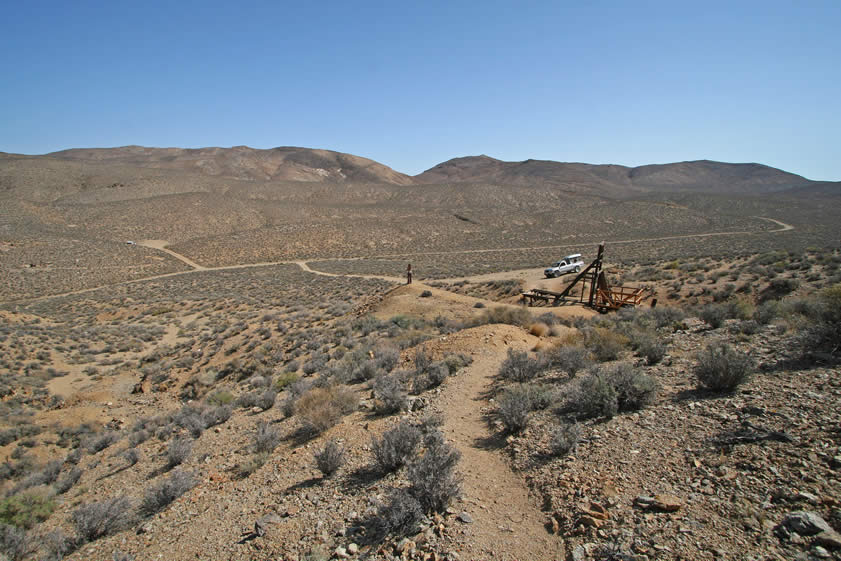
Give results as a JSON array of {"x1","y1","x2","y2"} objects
[
  {"x1": 433, "y1": 326, "x2": 562, "y2": 561},
  {"x1": 138, "y1": 240, "x2": 206, "y2": 270},
  {"x1": 5, "y1": 217, "x2": 794, "y2": 307}
]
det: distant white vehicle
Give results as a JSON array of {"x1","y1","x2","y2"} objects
[
  {"x1": 125, "y1": 240, "x2": 136, "y2": 245},
  {"x1": 544, "y1": 254, "x2": 584, "y2": 278}
]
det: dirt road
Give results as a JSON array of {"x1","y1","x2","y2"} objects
[{"x1": 5, "y1": 217, "x2": 794, "y2": 306}]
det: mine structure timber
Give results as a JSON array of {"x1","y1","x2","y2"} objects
[{"x1": 521, "y1": 243, "x2": 652, "y2": 312}]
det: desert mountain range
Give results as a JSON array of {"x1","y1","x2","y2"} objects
[{"x1": 2, "y1": 146, "x2": 837, "y2": 203}]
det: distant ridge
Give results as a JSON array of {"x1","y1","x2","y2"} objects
[
  {"x1": 1, "y1": 146, "x2": 835, "y2": 199},
  {"x1": 47, "y1": 145, "x2": 414, "y2": 185},
  {"x1": 414, "y1": 156, "x2": 817, "y2": 195}
]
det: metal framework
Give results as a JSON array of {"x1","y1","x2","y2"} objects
[{"x1": 520, "y1": 243, "x2": 652, "y2": 311}]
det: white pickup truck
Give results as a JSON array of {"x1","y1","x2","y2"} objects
[{"x1": 544, "y1": 254, "x2": 584, "y2": 278}]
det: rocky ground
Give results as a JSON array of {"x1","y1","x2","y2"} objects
[
  {"x1": 511, "y1": 318, "x2": 841, "y2": 561},
  {"x1": 1, "y1": 249, "x2": 839, "y2": 561}
]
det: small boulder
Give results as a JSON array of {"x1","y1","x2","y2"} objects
[
  {"x1": 780, "y1": 511, "x2": 833, "y2": 536},
  {"x1": 815, "y1": 530, "x2": 841, "y2": 549},
  {"x1": 634, "y1": 494, "x2": 681, "y2": 512}
]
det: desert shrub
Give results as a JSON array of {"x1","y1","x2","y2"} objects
[
  {"x1": 498, "y1": 349, "x2": 542, "y2": 383},
  {"x1": 759, "y1": 277, "x2": 799, "y2": 303},
  {"x1": 234, "y1": 391, "x2": 259, "y2": 409},
  {"x1": 371, "y1": 422, "x2": 421, "y2": 473},
  {"x1": 234, "y1": 453, "x2": 268, "y2": 479},
  {"x1": 14, "y1": 460, "x2": 61, "y2": 492},
  {"x1": 584, "y1": 327, "x2": 629, "y2": 362},
  {"x1": 648, "y1": 306, "x2": 686, "y2": 329},
  {"x1": 0, "y1": 523, "x2": 35, "y2": 561},
  {"x1": 753, "y1": 300, "x2": 781, "y2": 325},
  {"x1": 206, "y1": 390, "x2": 234, "y2": 406},
  {"x1": 607, "y1": 363, "x2": 659, "y2": 411},
  {"x1": 201, "y1": 405, "x2": 232, "y2": 428},
  {"x1": 412, "y1": 361, "x2": 449, "y2": 393},
  {"x1": 723, "y1": 297, "x2": 755, "y2": 321},
  {"x1": 365, "y1": 489, "x2": 424, "y2": 542},
  {"x1": 0, "y1": 492, "x2": 55, "y2": 529},
  {"x1": 634, "y1": 334, "x2": 666, "y2": 365},
  {"x1": 795, "y1": 283, "x2": 841, "y2": 359},
  {"x1": 571, "y1": 371, "x2": 618, "y2": 419},
  {"x1": 738, "y1": 319, "x2": 761, "y2": 334},
  {"x1": 139, "y1": 470, "x2": 195, "y2": 517},
  {"x1": 280, "y1": 378, "x2": 313, "y2": 417},
  {"x1": 407, "y1": 431, "x2": 461, "y2": 513},
  {"x1": 248, "y1": 375, "x2": 268, "y2": 389},
  {"x1": 374, "y1": 347, "x2": 400, "y2": 373},
  {"x1": 173, "y1": 405, "x2": 205, "y2": 438},
  {"x1": 40, "y1": 529, "x2": 73, "y2": 561},
  {"x1": 165, "y1": 438, "x2": 192, "y2": 470},
  {"x1": 471, "y1": 306, "x2": 532, "y2": 327},
  {"x1": 65, "y1": 448, "x2": 83, "y2": 465},
  {"x1": 121, "y1": 448, "x2": 140, "y2": 466},
  {"x1": 550, "y1": 422, "x2": 582, "y2": 456},
  {"x1": 274, "y1": 371, "x2": 299, "y2": 391},
  {"x1": 417, "y1": 412, "x2": 444, "y2": 434},
  {"x1": 373, "y1": 374, "x2": 408, "y2": 414},
  {"x1": 314, "y1": 438, "x2": 345, "y2": 478},
  {"x1": 302, "y1": 353, "x2": 328, "y2": 376},
  {"x1": 84, "y1": 432, "x2": 120, "y2": 454},
  {"x1": 699, "y1": 304, "x2": 726, "y2": 328},
  {"x1": 254, "y1": 421, "x2": 281, "y2": 454},
  {"x1": 694, "y1": 343, "x2": 754, "y2": 392},
  {"x1": 72, "y1": 496, "x2": 133, "y2": 542},
  {"x1": 523, "y1": 383, "x2": 555, "y2": 410},
  {"x1": 497, "y1": 387, "x2": 531, "y2": 433},
  {"x1": 55, "y1": 467, "x2": 82, "y2": 494},
  {"x1": 544, "y1": 345, "x2": 592, "y2": 377},
  {"x1": 443, "y1": 353, "x2": 472, "y2": 374},
  {"x1": 128, "y1": 429, "x2": 150, "y2": 447},
  {"x1": 294, "y1": 386, "x2": 355, "y2": 435},
  {"x1": 529, "y1": 322, "x2": 549, "y2": 337},
  {"x1": 255, "y1": 389, "x2": 277, "y2": 411}
]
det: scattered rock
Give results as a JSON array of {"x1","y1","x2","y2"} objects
[
  {"x1": 634, "y1": 494, "x2": 681, "y2": 512},
  {"x1": 813, "y1": 545, "x2": 831, "y2": 558},
  {"x1": 456, "y1": 512, "x2": 473, "y2": 524},
  {"x1": 255, "y1": 513, "x2": 282, "y2": 537},
  {"x1": 815, "y1": 530, "x2": 841, "y2": 549},
  {"x1": 780, "y1": 511, "x2": 833, "y2": 536}
]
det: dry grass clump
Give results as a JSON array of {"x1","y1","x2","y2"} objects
[
  {"x1": 529, "y1": 322, "x2": 550, "y2": 337},
  {"x1": 294, "y1": 385, "x2": 358, "y2": 436}
]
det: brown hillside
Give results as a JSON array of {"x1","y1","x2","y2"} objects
[
  {"x1": 47, "y1": 145, "x2": 414, "y2": 185},
  {"x1": 415, "y1": 155, "x2": 818, "y2": 195}
]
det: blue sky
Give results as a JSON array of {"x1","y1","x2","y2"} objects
[{"x1": 1, "y1": 1, "x2": 839, "y2": 180}]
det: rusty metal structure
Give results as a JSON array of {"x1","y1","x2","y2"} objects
[{"x1": 521, "y1": 243, "x2": 652, "y2": 311}]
